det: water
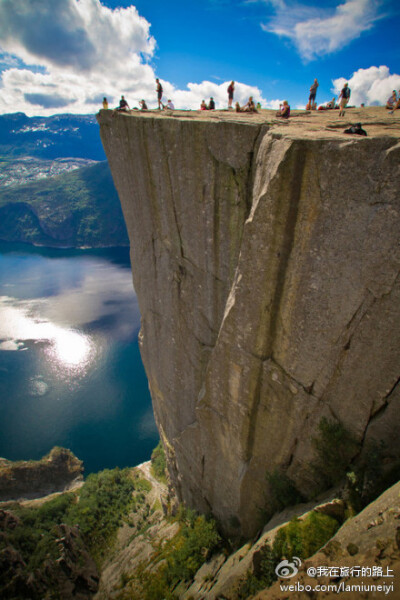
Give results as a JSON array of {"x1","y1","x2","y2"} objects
[{"x1": 0, "y1": 242, "x2": 158, "y2": 474}]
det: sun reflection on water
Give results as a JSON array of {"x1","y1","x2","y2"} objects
[
  {"x1": 0, "y1": 297, "x2": 96, "y2": 377},
  {"x1": 45, "y1": 328, "x2": 95, "y2": 376}
]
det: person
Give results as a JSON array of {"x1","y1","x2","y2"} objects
[
  {"x1": 317, "y1": 98, "x2": 334, "y2": 110},
  {"x1": 338, "y1": 83, "x2": 351, "y2": 117},
  {"x1": 235, "y1": 101, "x2": 242, "y2": 112},
  {"x1": 156, "y1": 78, "x2": 163, "y2": 109},
  {"x1": 200, "y1": 100, "x2": 207, "y2": 110},
  {"x1": 309, "y1": 79, "x2": 319, "y2": 109},
  {"x1": 276, "y1": 100, "x2": 290, "y2": 118},
  {"x1": 102, "y1": 97, "x2": 108, "y2": 109},
  {"x1": 242, "y1": 96, "x2": 257, "y2": 112},
  {"x1": 165, "y1": 99, "x2": 175, "y2": 109},
  {"x1": 256, "y1": 102, "x2": 261, "y2": 110},
  {"x1": 227, "y1": 81, "x2": 235, "y2": 108},
  {"x1": 139, "y1": 99, "x2": 148, "y2": 110},
  {"x1": 386, "y1": 90, "x2": 397, "y2": 112},
  {"x1": 344, "y1": 123, "x2": 367, "y2": 136},
  {"x1": 116, "y1": 95, "x2": 130, "y2": 111},
  {"x1": 208, "y1": 97, "x2": 215, "y2": 110}
]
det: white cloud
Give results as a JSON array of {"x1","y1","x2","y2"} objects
[
  {"x1": 0, "y1": 0, "x2": 157, "y2": 115},
  {"x1": 162, "y1": 80, "x2": 266, "y2": 110},
  {"x1": 0, "y1": 0, "x2": 267, "y2": 115},
  {"x1": 262, "y1": 0, "x2": 384, "y2": 61},
  {"x1": 332, "y1": 65, "x2": 400, "y2": 106}
]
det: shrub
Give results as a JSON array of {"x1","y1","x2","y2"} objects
[
  {"x1": 311, "y1": 417, "x2": 359, "y2": 488},
  {"x1": 273, "y1": 511, "x2": 340, "y2": 561},
  {"x1": 166, "y1": 514, "x2": 221, "y2": 584},
  {"x1": 5, "y1": 492, "x2": 75, "y2": 570},
  {"x1": 238, "y1": 511, "x2": 340, "y2": 598},
  {"x1": 346, "y1": 441, "x2": 400, "y2": 513},
  {"x1": 238, "y1": 543, "x2": 277, "y2": 599},
  {"x1": 266, "y1": 468, "x2": 304, "y2": 513},
  {"x1": 151, "y1": 441, "x2": 167, "y2": 483},
  {"x1": 66, "y1": 467, "x2": 136, "y2": 562}
]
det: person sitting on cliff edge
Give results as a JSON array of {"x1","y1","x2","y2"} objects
[
  {"x1": 242, "y1": 96, "x2": 257, "y2": 113},
  {"x1": 208, "y1": 97, "x2": 215, "y2": 110},
  {"x1": 116, "y1": 95, "x2": 130, "y2": 111},
  {"x1": 139, "y1": 99, "x2": 148, "y2": 110},
  {"x1": 276, "y1": 100, "x2": 290, "y2": 118}
]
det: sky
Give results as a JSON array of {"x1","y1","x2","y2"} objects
[{"x1": 0, "y1": 0, "x2": 399, "y2": 116}]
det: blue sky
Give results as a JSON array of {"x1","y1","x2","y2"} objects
[{"x1": 0, "y1": 0, "x2": 399, "y2": 115}]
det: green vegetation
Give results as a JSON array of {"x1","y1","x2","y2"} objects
[
  {"x1": 117, "y1": 508, "x2": 222, "y2": 600},
  {"x1": 65, "y1": 468, "x2": 138, "y2": 563},
  {"x1": 311, "y1": 417, "x2": 359, "y2": 488},
  {"x1": 266, "y1": 468, "x2": 304, "y2": 513},
  {"x1": 273, "y1": 511, "x2": 340, "y2": 560},
  {"x1": 0, "y1": 161, "x2": 128, "y2": 247},
  {"x1": 1, "y1": 493, "x2": 75, "y2": 572},
  {"x1": 237, "y1": 543, "x2": 277, "y2": 599},
  {"x1": 238, "y1": 511, "x2": 340, "y2": 598},
  {"x1": 151, "y1": 440, "x2": 167, "y2": 483},
  {"x1": 1, "y1": 467, "x2": 142, "y2": 573},
  {"x1": 345, "y1": 441, "x2": 400, "y2": 514}
]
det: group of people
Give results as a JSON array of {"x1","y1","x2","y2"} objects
[
  {"x1": 101, "y1": 76, "x2": 394, "y2": 120},
  {"x1": 200, "y1": 98, "x2": 215, "y2": 110},
  {"x1": 306, "y1": 79, "x2": 351, "y2": 116}
]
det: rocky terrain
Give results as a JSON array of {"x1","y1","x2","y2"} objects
[
  {"x1": 98, "y1": 106, "x2": 400, "y2": 538},
  {"x1": 0, "y1": 447, "x2": 83, "y2": 501}
]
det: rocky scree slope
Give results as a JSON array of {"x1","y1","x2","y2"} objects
[{"x1": 98, "y1": 108, "x2": 400, "y2": 538}]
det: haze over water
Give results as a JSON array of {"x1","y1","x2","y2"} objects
[{"x1": 0, "y1": 243, "x2": 158, "y2": 473}]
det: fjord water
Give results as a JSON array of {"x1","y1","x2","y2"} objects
[{"x1": 0, "y1": 243, "x2": 158, "y2": 473}]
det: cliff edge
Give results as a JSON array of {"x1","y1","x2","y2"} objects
[{"x1": 98, "y1": 107, "x2": 400, "y2": 537}]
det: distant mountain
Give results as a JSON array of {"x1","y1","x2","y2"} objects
[
  {"x1": 0, "y1": 112, "x2": 106, "y2": 160},
  {"x1": 0, "y1": 113, "x2": 127, "y2": 247},
  {"x1": 0, "y1": 161, "x2": 129, "y2": 247}
]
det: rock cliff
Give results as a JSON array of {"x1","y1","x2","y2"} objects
[
  {"x1": 98, "y1": 108, "x2": 400, "y2": 537},
  {"x1": 0, "y1": 447, "x2": 83, "y2": 501}
]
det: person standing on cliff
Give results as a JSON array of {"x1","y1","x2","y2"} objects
[
  {"x1": 338, "y1": 82, "x2": 351, "y2": 117},
  {"x1": 227, "y1": 81, "x2": 235, "y2": 108},
  {"x1": 308, "y1": 78, "x2": 319, "y2": 109},
  {"x1": 156, "y1": 78, "x2": 164, "y2": 109}
]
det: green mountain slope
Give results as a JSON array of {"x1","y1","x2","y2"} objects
[{"x1": 0, "y1": 161, "x2": 129, "y2": 247}]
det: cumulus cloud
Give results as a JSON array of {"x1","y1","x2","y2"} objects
[
  {"x1": 0, "y1": 0, "x2": 157, "y2": 115},
  {"x1": 0, "y1": 0, "x2": 155, "y2": 71},
  {"x1": 163, "y1": 80, "x2": 266, "y2": 110},
  {"x1": 262, "y1": 0, "x2": 384, "y2": 61},
  {"x1": 332, "y1": 65, "x2": 400, "y2": 106},
  {"x1": 0, "y1": 0, "x2": 267, "y2": 115}
]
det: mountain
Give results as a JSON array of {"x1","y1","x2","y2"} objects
[
  {"x1": 0, "y1": 113, "x2": 127, "y2": 247},
  {"x1": 0, "y1": 112, "x2": 106, "y2": 160},
  {"x1": 0, "y1": 160, "x2": 128, "y2": 247}
]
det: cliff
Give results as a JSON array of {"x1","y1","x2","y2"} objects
[
  {"x1": 0, "y1": 447, "x2": 83, "y2": 501},
  {"x1": 97, "y1": 107, "x2": 400, "y2": 537}
]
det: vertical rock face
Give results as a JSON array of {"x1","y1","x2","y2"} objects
[{"x1": 98, "y1": 110, "x2": 400, "y2": 537}]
